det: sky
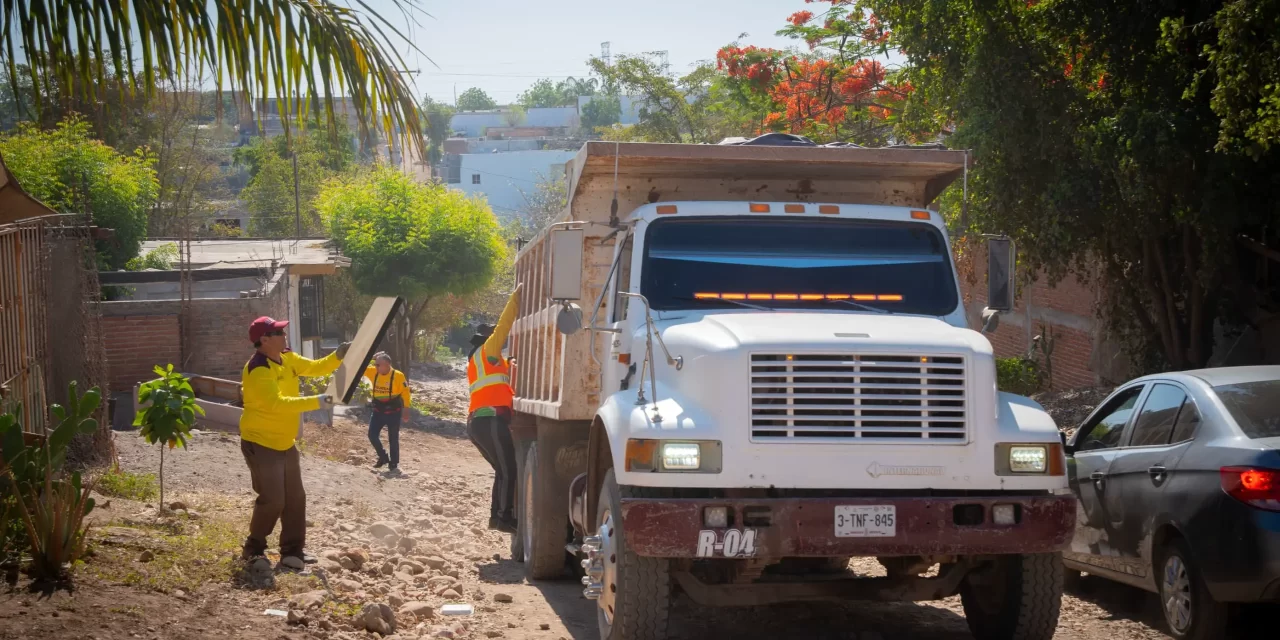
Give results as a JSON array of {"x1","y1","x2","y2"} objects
[{"x1": 364, "y1": 0, "x2": 817, "y2": 106}]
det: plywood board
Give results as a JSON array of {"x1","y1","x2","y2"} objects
[{"x1": 326, "y1": 297, "x2": 404, "y2": 404}]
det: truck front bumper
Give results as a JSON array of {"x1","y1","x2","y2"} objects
[{"x1": 619, "y1": 494, "x2": 1076, "y2": 558}]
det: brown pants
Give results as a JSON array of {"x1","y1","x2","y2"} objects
[{"x1": 240, "y1": 439, "x2": 306, "y2": 558}]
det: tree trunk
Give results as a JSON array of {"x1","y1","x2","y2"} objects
[{"x1": 159, "y1": 446, "x2": 165, "y2": 515}]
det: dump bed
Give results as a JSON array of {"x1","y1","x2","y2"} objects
[{"x1": 511, "y1": 141, "x2": 967, "y2": 421}]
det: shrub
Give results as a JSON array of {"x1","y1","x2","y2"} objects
[
  {"x1": 996, "y1": 356, "x2": 1044, "y2": 396},
  {"x1": 0, "y1": 382, "x2": 102, "y2": 580}
]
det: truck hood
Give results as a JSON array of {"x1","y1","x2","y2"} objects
[{"x1": 658, "y1": 311, "x2": 990, "y2": 355}]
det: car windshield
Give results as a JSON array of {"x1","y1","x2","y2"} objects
[
  {"x1": 640, "y1": 217, "x2": 958, "y2": 316},
  {"x1": 1214, "y1": 380, "x2": 1280, "y2": 439}
]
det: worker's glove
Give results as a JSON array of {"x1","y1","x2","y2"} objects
[
  {"x1": 335, "y1": 342, "x2": 351, "y2": 359},
  {"x1": 318, "y1": 395, "x2": 336, "y2": 411}
]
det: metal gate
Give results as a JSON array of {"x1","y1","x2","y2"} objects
[{"x1": 0, "y1": 216, "x2": 52, "y2": 434}]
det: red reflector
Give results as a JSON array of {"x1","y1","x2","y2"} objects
[
  {"x1": 784, "y1": 204, "x2": 805, "y2": 213},
  {"x1": 818, "y1": 205, "x2": 839, "y2": 214},
  {"x1": 655, "y1": 205, "x2": 678, "y2": 215},
  {"x1": 749, "y1": 203, "x2": 771, "y2": 213},
  {"x1": 1221, "y1": 467, "x2": 1280, "y2": 511}
]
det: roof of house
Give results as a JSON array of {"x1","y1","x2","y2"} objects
[{"x1": 138, "y1": 238, "x2": 350, "y2": 270}]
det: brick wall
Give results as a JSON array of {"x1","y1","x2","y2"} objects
[
  {"x1": 102, "y1": 315, "x2": 181, "y2": 393},
  {"x1": 958, "y1": 242, "x2": 1128, "y2": 390},
  {"x1": 97, "y1": 268, "x2": 290, "y2": 394}
]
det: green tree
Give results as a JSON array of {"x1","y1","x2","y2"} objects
[
  {"x1": 580, "y1": 94, "x2": 622, "y2": 132},
  {"x1": 517, "y1": 79, "x2": 564, "y2": 109},
  {"x1": 235, "y1": 122, "x2": 356, "y2": 237},
  {"x1": 588, "y1": 55, "x2": 723, "y2": 143},
  {"x1": 1197, "y1": 0, "x2": 1280, "y2": 152},
  {"x1": 504, "y1": 105, "x2": 528, "y2": 127},
  {"x1": 134, "y1": 365, "x2": 201, "y2": 514},
  {"x1": 0, "y1": 117, "x2": 157, "y2": 269},
  {"x1": 0, "y1": 0, "x2": 427, "y2": 155},
  {"x1": 318, "y1": 167, "x2": 507, "y2": 364},
  {"x1": 421, "y1": 96, "x2": 457, "y2": 165},
  {"x1": 457, "y1": 88, "x2": 498, "y2": 111},
  {"x1": 517, "y1": 77, "x2": 598, "y2": 108},
  {"x1": 868, "y1": 0, "x2": 1280, "y2": 370}
]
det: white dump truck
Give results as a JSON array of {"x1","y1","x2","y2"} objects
[{"x1": 508, "y1": 140, "x2": 1074, "y2": 640}]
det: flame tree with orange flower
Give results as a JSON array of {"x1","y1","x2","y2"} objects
[{"x1": 715, "y1": 1, "x2": 915, "y2": 144}]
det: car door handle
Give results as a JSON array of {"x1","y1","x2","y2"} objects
[
  {"x1": 1148, "y1": 465, "x2": 1167, "y2": 478},
  {"x1": 1090, "y1": 471, "x2": 1106, "y2": 481}
]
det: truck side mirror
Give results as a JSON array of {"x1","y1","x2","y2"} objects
[
  {"x1": 981, "y1": 236, "x2": 1015, "y2": 334},
  {"x1": 549, "y1": 228, "x2": 584, "y2": 301},
  {"x1": 986, "y1": 236, "x2": 1015, "y2": 312}
]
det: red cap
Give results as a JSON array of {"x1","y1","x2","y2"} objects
[{"x1": 248, "y1": 317, "x2": 289, "y2": 343}]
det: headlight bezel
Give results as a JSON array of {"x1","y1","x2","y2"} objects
[
  {"x1": 624, "y1": 439, "x2": 723, "y2": 473},
  {"x1": 994, "y1": 442, "x2": 1065, "y2": 476}
]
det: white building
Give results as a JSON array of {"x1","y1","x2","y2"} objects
[
  {"x1": 456, "y1": 150, "x2": 578, "y2": 217},
  {"x1": 450, "y1": 107, "x2": 579, "y2": 137}
]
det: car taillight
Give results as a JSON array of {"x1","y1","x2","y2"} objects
[{"x1": 1220, "y1": 467, "x2": 1280, "y2": 511}]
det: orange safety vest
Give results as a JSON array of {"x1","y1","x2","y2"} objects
[{"x1": 467, "y1": 345, "x2": 513, "y2": 413}]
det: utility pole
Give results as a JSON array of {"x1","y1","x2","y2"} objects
[
  {"x1": 292, "y1": 149, "x2": 301, "y2": 252},
  {"x1": 601, "y1": 42, "x2": 611, "y2": 66}
]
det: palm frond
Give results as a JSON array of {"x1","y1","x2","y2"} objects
[{"x1": 0, "y1": 0, "x2": 429, "y2": 156}]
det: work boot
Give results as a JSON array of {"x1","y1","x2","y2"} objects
[{"x1": 374, "y1": 456, "x2": 389, "y2": 469}]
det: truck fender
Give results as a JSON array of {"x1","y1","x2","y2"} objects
[
  {"x1": 585, "y1": 416, "x2": 615, "y2": 533},
  {"x1": 995, "y1": 391, "x2": 1060, "y2": 441}
]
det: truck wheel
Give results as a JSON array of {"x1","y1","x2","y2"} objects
[
  {"x1": 585, "y1": 469, "x2": 671, "y2": 640},
  {"x1": 510, "y1": 439, "x2": 530, "y2": 563},
  {"x1": 959, "y1": 552, "x2": 1062, "y2": 640},
  {"x1": 1156, "y1": 539, "x2": 1227, "y2": 640},
  {"x1": 521, "y1": 441, "x2": 568, "y2": 580}
]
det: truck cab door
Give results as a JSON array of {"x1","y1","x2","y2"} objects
[
  {"x1": 1066, "y1": 384, "x2": 1145, "y2": 574},
  {"x1": 604, "y1": 234, "x2": 635, "y2": 393}
]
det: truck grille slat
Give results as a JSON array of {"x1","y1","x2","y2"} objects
[{"x1": 750, "y1": 353, "x2": 968, "y2": 444}]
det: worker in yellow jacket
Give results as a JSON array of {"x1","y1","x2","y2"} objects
[
  {"x1": 239, "y1": 316, "x2": 349, "y2": 570},
  {"x1": 468, "y1": 283, "x2": 521, "y2": 533},
  {"x1": 363, "y1": 351, "x2": 411, "y2": 473}
]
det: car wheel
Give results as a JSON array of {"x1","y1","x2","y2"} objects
[{"x1": 1157, "y1": 539, "x2": 1227, "y2": 640}]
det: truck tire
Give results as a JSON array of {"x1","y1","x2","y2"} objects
[
  {"x1": 959, "y1": 552, "x2": 1062, "y2": 640},
  {"x1": 521, "y1": 441, "x2": 568, "y2": 580},
  {"x1": 593, "y1": 469, "x2": 671, "y2": 640},
  {"x1": 1156, "y1": 538, "x2": 1228, "y2": 640},
  {"x1": 510, "y1": 438, "x2": 531, "y2": 562}
]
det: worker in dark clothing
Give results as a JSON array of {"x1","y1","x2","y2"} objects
[{"x1": 467, "y1": 283, "x2": 522, "y2": 534}]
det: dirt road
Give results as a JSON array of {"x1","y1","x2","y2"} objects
[{"x1": 0, "y1": 368, "x2": 1252, "y2": 639}]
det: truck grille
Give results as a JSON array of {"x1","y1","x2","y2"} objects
[{"x1": 750, "y1": 353, "x2": 967, "y2": 443}]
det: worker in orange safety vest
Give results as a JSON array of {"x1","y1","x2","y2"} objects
[{"x1": 467, "y1": 283, "x2": 521, "y2": 534}]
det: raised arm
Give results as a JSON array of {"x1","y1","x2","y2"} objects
[
  {"x1": 286, "y1": 350, "x2": 343, "y2": 377},
  {"x1": 483, "y1": 283, "x2": 523, "y2": 359}
]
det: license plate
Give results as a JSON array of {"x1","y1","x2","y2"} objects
[{"x1": 834, "y1": 505, "x2": 896, "y2": 537}]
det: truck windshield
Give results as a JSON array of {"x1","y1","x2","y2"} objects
[{"x1": 641, "y1": 217, "x2": 958, "y2": 316}]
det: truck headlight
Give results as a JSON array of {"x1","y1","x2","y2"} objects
[
  {"x1": 1009, "y1": 446, "x2": 1047, "y2": 473},
  {"x1": 661, "y1": 443, "x2": 701, "y2": 470},
  {"x1": 624, "y1": 439, "x2": 722, "y2": 473},
  {"x1": 995, "y1": 443, "x2": 1064, "y2": 476}
]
